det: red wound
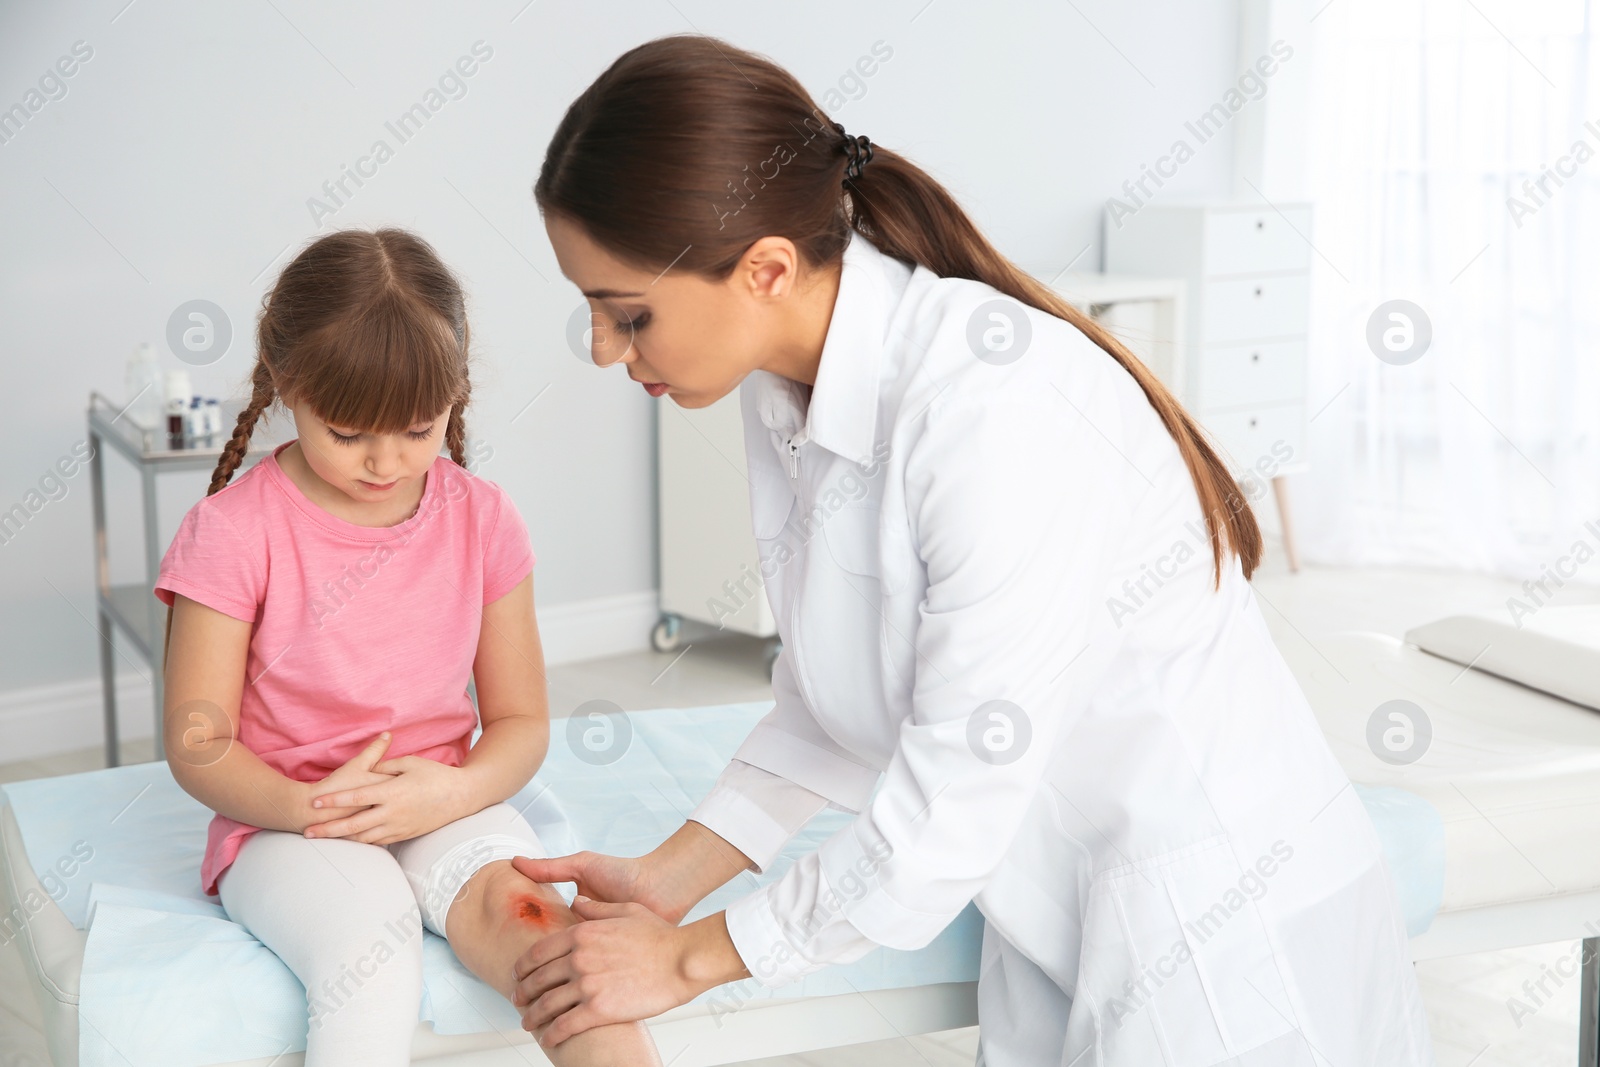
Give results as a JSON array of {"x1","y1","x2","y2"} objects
[{"x1": 514, "y1": 896, "x2": 553, "y2": 928}]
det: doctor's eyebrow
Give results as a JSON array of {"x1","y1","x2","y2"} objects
[{"x1": 582, "y1": 288, "x2": 645, "y2": 299}]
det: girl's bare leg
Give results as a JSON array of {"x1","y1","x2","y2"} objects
[{"x1": 443, "y1": 859, "x2": 661, "y2": 1066}]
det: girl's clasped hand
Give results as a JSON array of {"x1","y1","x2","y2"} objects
[{"x1": 301, "y1": 730, "x2": 476, "y2": 845}]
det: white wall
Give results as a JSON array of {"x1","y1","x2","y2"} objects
[{"x1": 0, "y1": 0, "x2": 1243, "y2": 715}]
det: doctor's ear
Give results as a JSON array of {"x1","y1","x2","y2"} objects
[{"x1": 737, "y1": 235, "x2": 804, "y2": 300}]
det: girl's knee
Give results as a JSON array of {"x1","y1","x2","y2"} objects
[
  {"x1": 454, "y1": 859, "x2": 573, "y2": 944},
  {"x1": 392, "y1": 812, "x2": 544, "y2": 930},
  {"x1": 434, "y1": 859, "x2": 577, "y2": 1003}
]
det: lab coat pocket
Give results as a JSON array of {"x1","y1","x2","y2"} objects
[
  {"x1": 750, "y1": 469, "x2": 796, "y2": 541},
  {"x1": 821, "y1": 503, "x2": 882, "y2": 579},
  {"x1": 822, "y1": 504, "x2": 915, "y2": 696},
  {"x1": 1078, "y1": 835, "x2": 1298, "y2": 1065}
]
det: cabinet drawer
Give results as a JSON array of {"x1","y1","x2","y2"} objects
[
  {"x1": 1200, "y1": 275, "x2": 1308, "y2": 344},
  {"x1": 1204, "y1": 207, "x2": 1312, "y2": 276},
  {"x1": 1192, "y1": 339, "x2": 1305, "y2": 410},
  {"x1": 1202, "y1": 402, "x2": 1305, "y2": 476}
]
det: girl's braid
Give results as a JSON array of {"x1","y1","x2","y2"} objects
[
  {"x1": 444, "y1": 389, "x2": 469, "y2": 468},
  {"x1": 208, "y1": 359, "x2": 275, "y2": 496},
  {"x1": 166, "y1": 359, "x2": 277, "y2": 668}
]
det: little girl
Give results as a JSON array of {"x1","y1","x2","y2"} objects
[{"x1": 155, "y1": 228, "x2": 660, "y2": 1066}]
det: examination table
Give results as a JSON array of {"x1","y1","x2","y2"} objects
[
  {"x1": 2, "y1": 702, "x2": 982, "y2": 1067},
  {"x1": 1281, "y1": 605, "x2": 1600, "y2": 1063},
  {"x1": 7, "y1": 600, "x2": 1598, "y2": 1065}
]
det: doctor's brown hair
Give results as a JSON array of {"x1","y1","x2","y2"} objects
[
  {"x1": 535, "y1": 34, "x2": 1262, "y2": 587},
  {"x1": 161, "y1": 227, "x2": 473, "y2": 663}
]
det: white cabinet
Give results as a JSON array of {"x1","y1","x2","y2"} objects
[
  {"x1": 1198, "y1": 274, "x2": 1310, "y2": 343},
  {"x1": 1106, "y1": 200, "x2": 1312, "y2": 570},
  {"x1": 1201, "y1": 207, "x2": 1313, "y2": 275}
]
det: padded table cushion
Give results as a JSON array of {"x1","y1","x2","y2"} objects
[
  {"x1": 1278, "y1": 629, "x2": 1600, "y2": 914},
  {"x1": 1405, "y1": 605, "x2": 1600, "y2": 713}
]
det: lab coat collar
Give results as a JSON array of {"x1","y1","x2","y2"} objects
[{"x1": 755, "y1": 230, "x2": 893, "y2": 468}]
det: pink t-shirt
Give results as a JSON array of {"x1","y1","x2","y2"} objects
[{"x1": 154, "y1": 442, "x2": 536, "y2": 895}]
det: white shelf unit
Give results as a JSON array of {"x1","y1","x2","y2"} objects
[
  {"x1": 1049, "y1": 271, "x2": 1188, "y2": 398},
  {"x1": 1105, "y1": 200, "x2": 1312, "y2": 571}
]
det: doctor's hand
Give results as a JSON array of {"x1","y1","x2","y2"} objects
[
  {"x1": 512, "y1": 903, "x2": 750, "y2": 1047},
  {"x1": 511, "y1": 852, "x2": 681, "y2": 922},
  {"x1": 513, "y1": 821, "x2": 755, "y2": 925}
]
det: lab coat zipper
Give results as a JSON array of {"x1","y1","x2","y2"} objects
[{"x1": 788, "y1": 437, "x2": 800, "y2": 478}]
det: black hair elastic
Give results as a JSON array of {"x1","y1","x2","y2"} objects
[{"x1": 834, "y1": 123, "x2": 874, "y2": 183}]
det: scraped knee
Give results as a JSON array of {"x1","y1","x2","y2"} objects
[{"x1": 464, "y1": 858, "x2": 576, "y2": 942}]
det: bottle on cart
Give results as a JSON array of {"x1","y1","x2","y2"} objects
[
  {"x1": 164, "y1": 369, "x2": 192, "y2": 448},
  {"x1": 204, "y1": 398, "x2": 223, "y2": 437},
  {"x1": 186, "y1": 397, "x2": 207, "y2": 441}
]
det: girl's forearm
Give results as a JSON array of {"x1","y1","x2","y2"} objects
[
  {"x1": 169, "y1": 739, "x2": 313, "y2": 833},
  {"x1": 458, "y1": 714, "x2": 547, "y2": 814}
]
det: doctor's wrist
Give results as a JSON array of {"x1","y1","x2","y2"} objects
[
  {"x1": 676, "y1": 912, "x2": 751, "y2": 997},
  {"x1": 647, "y1": 822, "x2": 755, "y2": 923},
  {"x1": 640, "y1": 838, "x2": 701, "y2": 924}
]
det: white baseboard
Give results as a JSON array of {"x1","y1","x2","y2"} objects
[
  {"x1": 0, "y1": 590, "x2": 660, "y2": 764},
  {"x1": 0, "y1": 673, "x2": 156, "y2": 764},
  {"x1": 536, "y1": 589, "x2": 659, "y2": 666}
]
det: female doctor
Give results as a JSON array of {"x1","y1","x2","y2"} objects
[{"x1": 511, "y1": 34, "x2": 1435, "y2": 1067}]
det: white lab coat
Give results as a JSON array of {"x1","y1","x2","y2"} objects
[{"x1": 686, "y1": 231, "x2": 1435, "y2": 1066}]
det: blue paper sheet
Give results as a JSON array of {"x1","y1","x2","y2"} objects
[
  {"x1": 2, "y1": 702, "x2": 983, "y2": 1067},
  {"x1": 1351, "y1": 783, "x2": 1446, "y2": 937}
]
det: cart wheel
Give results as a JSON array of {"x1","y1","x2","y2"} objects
[
  {"x1": 762, "y1": 638, "x2": 782, "y2": 680},
  {"x1": 651, "y1": 614, "x2": 683, "y2": 653}
]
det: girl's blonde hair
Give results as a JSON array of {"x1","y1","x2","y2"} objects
[
  {"x1": 163, "y1": 228, "x2": 472, "y2": 666},
  {"x1": 535, "y1": 34, "x2": 1261, "y2": 588}
]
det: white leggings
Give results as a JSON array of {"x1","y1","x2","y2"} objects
[{"x1": 217, "y1": 802, "x2": 544, "y2": 1067}]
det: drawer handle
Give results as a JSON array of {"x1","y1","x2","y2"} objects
[
  {"x1": 1255, "y1": 219, "x2": 1265, "y2": 230},
  {"x1": 1249, "y1": 417, "x2": 1259, "y2": 428},
  {"x1": 1254, "y1": 286, "x2": 1264, "y2": 297},
  {"x1": 1251, "y1": 352, "x2": 1260, "y2": 362}
]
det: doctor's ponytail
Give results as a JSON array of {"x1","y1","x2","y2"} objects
[{"x1": 536, "y1": 34, "x2": 1262, "y2": 588}]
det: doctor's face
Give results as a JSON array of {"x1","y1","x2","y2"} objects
[{"x1": 544, "y1": 213, "x2": 806, "y2": 409}]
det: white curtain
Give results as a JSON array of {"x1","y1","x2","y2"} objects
[{"x1": 1298, "y1": 0, "x2": 1600, "y2": 584}]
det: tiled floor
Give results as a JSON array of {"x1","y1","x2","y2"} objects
[{"x1": 4, "y1": 548, "x2": 1599, "y2": 1064}]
